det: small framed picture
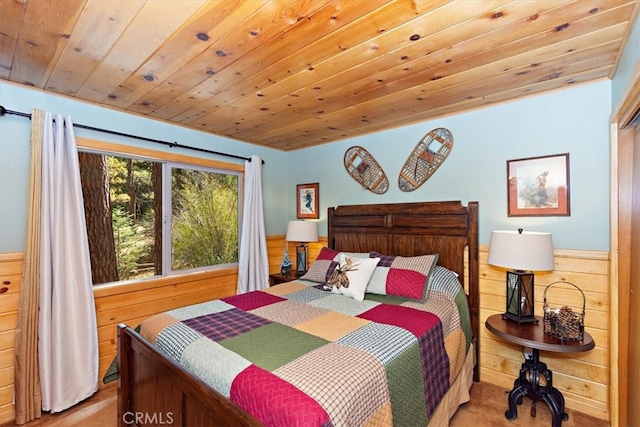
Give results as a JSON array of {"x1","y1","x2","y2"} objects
[
  {"x1": 507, "y1": 153, "x2": 570, "y2": 217},
  {"x1": 296, "y1": 183, "x2": 319, "y2": 219}
]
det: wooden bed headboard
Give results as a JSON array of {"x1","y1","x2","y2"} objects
[{"x1": 328, "y1": 200, "x2": 479, "y2": 381}]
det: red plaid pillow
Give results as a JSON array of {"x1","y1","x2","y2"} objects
[{"x1": 367, "y1": 253, "x2": 439, "y2": 302}]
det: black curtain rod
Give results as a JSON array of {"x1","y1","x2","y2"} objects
[{"x1": 0, "y1": 105, "x2": 262, "y2": 164}]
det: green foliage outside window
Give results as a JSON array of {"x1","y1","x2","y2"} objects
[
  {"x1": 112, "y1": 207, "x2": 153, "y2": 280},
  {"x1": 172, "y1": 168, "x2": 239, "y2": 270}
]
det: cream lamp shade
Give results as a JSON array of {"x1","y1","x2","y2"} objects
[
  {"x1": 488, "y1": 229, "x2": 554, "y2": 272},
  {"x1": 285, "y1": 220, "x2": 319, "y2": 243}
]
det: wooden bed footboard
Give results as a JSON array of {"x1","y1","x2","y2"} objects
[{"x1": 117, "y1": 324, "x2": 262, "y2": 427}]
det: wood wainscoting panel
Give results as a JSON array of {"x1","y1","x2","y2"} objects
[{"x1": 0, "y1": 252, "x2": 24, "y2": 425}]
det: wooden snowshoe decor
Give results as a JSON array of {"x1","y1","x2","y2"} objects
[
  {"x1": 343, "y1": 146, "x2": 389, "y2": 194},
  {"x1": 398, "y1": 127, "x2": 453, "y2": 192}
]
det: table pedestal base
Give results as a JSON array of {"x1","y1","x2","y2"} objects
[{"x1": 504, "y1": 348, "x2": 568, "y2": 427}]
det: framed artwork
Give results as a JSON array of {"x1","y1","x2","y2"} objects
[
  {"x1": 507, "y1": 153, "x2": 570, "y2": 217},
  {"x1": 296, "y1": 183, "x2": 319, "y2": 219}
]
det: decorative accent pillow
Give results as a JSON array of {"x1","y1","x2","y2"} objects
[
  {"x1": 367, "y1": 253, "x2": 439, "y2": 302},
  {"x1": 330, "y1": 254, "x2": 380, "y2": 301},
  {"x1": 299, "y1": 247, "x2": 369, "y2": 283}
]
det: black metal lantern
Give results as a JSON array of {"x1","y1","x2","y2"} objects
[
  {"x1": 504, "y1": 270, "x2": 536, "y2": 323},
  {"x1": 488, "y1": 229, "x2": 555, "y2": 324}
]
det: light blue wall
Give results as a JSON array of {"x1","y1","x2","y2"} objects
[
  {"x1": 288, "y1": 82, "x2": 612, "y2": 251},
  {"x1": 0, "y1": 82, "x2": 288, "y2": 253},
  {"x1": 0, "y1": 79, "x2": 615, "y2": 253}
]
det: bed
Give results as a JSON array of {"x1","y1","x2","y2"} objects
[{"x1": 117, "y1": 200, "x2": 479, "y2": 426}]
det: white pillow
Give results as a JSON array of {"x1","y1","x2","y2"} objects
[{"x1": 330, "y1": 254, "x2": 380, "y2": 301}]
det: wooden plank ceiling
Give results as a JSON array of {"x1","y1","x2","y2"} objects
[{"x1": 1, "y1": 0, "x2": 638, "y2": 151}]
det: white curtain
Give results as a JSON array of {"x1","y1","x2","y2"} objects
[
  {"x1": 39, "y1": 113, "x2": 98, "y2": 412},
  {"x1": 236, "y1": 155, "x2": 269, "y2": 293}
]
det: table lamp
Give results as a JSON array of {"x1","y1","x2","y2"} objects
[
  {"x1": 488, "y1": 229, "x2": 554, "y2": 323},
  {"x1": 285, "y1": 220, "x2": 318, "y2": 276}
]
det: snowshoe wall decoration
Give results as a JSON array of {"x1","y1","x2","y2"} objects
[
  {"x1": 398, "y1": 127, "x2": 453, "y2": 192},
  {"x1": 343, "y1": 146, "x2": 389, "y2": 194}
]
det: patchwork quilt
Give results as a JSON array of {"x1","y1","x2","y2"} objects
[{"x1": 139, "y1": 267, "x2": 472, "y2": 427}]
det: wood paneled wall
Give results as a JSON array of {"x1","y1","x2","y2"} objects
[
  {"x1": 0, "y1": 241, "x2": 609, "y2": 424},
  {"x1": 0, "y1": 253, "x2": 22, "y2": 425}
]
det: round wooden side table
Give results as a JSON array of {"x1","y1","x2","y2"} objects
[{"x1": 485, "y1": 314, "x2": 595, "y2": 427}]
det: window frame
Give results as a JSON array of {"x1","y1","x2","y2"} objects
[
  {"x1": 164, "y1": 161, "x2": 242, "y2": 276},
  {"x1": 77, "y1": 137, "x2": 245, "y2": 286}
]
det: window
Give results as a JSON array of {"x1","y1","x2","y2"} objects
[
  {"x1": 170, "y1": 165, "x2": 239, "y2": 271},
  {"x1": 78, "y1": 144, "x2": 242, "y2": 285}
]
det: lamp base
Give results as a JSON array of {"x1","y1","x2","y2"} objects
[
  {"x1": 504, "y1": 270, "x2": 537, "y2": 324},
  {"x1": 502, "y1": 312, "x2": 539, "y2": 324},
  {"x1": 295, "y1": 243, "x2": 308, "y2": 276}
]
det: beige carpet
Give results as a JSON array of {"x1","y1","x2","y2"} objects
[{"x1": 451, "y1": 381, "x2": 609, "y2": 427}]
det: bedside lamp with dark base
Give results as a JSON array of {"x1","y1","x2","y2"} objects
[
  {"x1": 488, "y1": 228, "x2": 554, "y2": 324},
  {"x1": 285, "y1": 220, "x2": 318, "y2": 276}
]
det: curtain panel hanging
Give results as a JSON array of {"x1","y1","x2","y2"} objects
[
  {"x1": 237, "y1": 155, "x2": 269, "y2": 293},
  {"x1": 14, "y1": 109, "x2": 45, "y2": 424},
  {"x1": 38, "y1": 113, "x2": 99, "y2": 412}
]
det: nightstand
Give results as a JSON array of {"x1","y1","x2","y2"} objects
[
  {"x1": 269, "y1": 273, "x2": 297, "y2": 286},
  {"x1": 485, "y1": 314, "x2": 595, "y2": 427}
]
